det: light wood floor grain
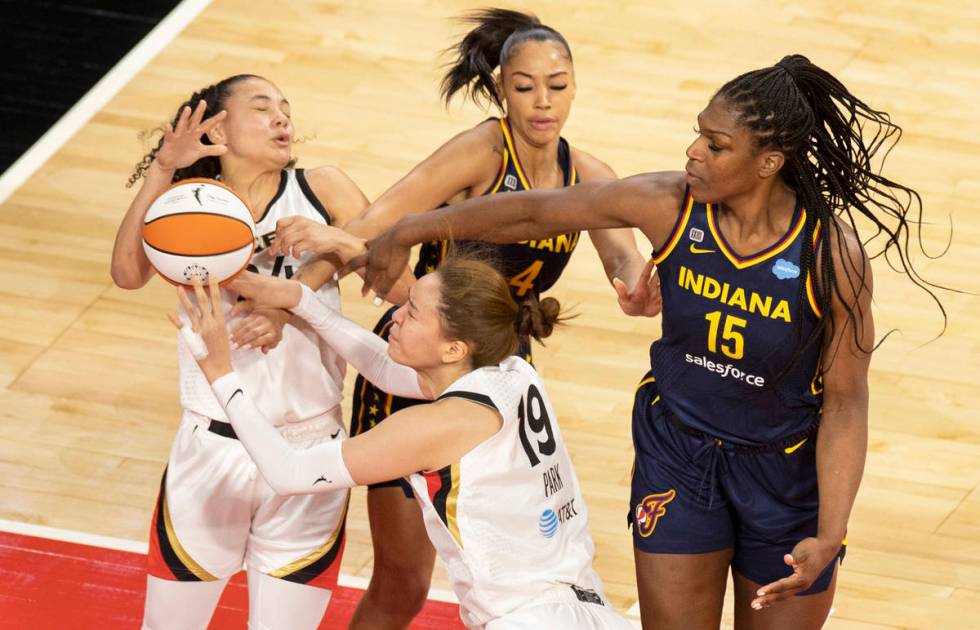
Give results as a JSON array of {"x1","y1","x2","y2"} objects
[{"x1": 1, "y1": 1, "x2": 977, "y2": 627}]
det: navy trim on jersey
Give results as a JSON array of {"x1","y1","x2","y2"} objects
[
  {"x1": 254, "y1": 170, "x2": 288, "y2": 224},
  {"x1": 437, "y1": 390, "x2": 498, "y2": 411},
  {"x1": 295, "y1": 168, "x2": 332, "y2": 225}
]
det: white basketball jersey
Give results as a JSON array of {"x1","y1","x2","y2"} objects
[
  {"x1": 406, "y1": 357, "x2": 607, "y2": 627},
  {"x1": 178, "y1": 169, "x2": 345, "y2": 425}
]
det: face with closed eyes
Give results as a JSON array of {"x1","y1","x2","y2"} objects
[
  {"x1": 208, "y1": 77, "x2": 293, "y2": 171},
  {"x1": 684, "y1": 95, "x2": 785, "y2": 203},
  {"x1": 388, "y1": 273, "x2": 469, "y2": 371},
  {"x1": 499, "y1": 40, "x2": 576, "y2": 147}
]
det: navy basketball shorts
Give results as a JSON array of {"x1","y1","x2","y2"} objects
[{"x1": 628, "y1": 373, "x2": 844, "y2": 594}]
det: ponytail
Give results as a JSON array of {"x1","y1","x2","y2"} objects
[{"x1": 441, "y1": 8, "x2": 572, "y2": 110}]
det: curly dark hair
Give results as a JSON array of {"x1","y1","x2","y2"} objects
[{"x1": 127, "y1": 74, "x2": 279, "y2": 187}]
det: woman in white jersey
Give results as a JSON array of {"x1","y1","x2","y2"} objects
[
  {"x1": 110, "y1": 75, "x2": 368, "y2": 629},
  {"x1": 172, "y1": 254, "x2": 633, "y2": 630}
]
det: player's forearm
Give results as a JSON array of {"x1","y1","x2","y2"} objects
[
  {"x1": 292, "y1": 286, "x2": 425, "y2": 398},
  {"x1": 815, "y1": 398, "x2": 868, "y2": 544},
  {"x1": 111, "y1": 162, "x2": 175, "y2": 288},
  {"x1": 390, "y1": 184, "x2": 604, "y2": 247},
  {"x1": 212, "y1": 372, "x2": 355, "y2": 495}
]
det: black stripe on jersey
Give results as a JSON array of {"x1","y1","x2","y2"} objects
[
  {"x1": 254, "y1": 170, "x2": 289, "y2": 224},
  {"x1": 279, "y1": 520, "x2": 346, "y2": 585},
  {"x1": 295, "y1": 168, "x2": 332, "y2": 225},
  {"x1": 436, "y1": 390, "x2": 498, "y2": 411},
  {"x1": 152, "y1": 468, "x2": 203, "y2": 581}
]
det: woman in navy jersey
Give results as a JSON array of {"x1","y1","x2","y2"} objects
[
  {"x1": 354, "y1": 54, "x2": 939, "y2": 630},
  {"x1": 272, "y1": 9, "x2": 655, "y2": 628}
]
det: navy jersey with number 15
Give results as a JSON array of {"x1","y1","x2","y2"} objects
[{"x1": 649, "y1": 191, "x2": 824, "y2": 446}]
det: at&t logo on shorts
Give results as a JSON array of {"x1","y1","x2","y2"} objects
[{"x1": 635, "y1": 489, "x2": 676, "y2": 538}]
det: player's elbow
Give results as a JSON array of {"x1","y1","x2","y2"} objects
[{"x1": 110, "y1": 265, "x2": 143, "y2": 290}]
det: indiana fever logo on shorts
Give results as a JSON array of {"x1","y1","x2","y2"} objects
[{"x1": 634, "y1": 489, "x2": 676, "y2": 538}]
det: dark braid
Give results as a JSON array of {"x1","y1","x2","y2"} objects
[
  {"x1": 126, "y1": 74, "x2": 261, "y2": 187},
  {"x1": 441, "y1": 8, "x2": 572, "y2": 110},
  {"x1": 716, "y1": 54, "x2": 945, "y2": 376}
]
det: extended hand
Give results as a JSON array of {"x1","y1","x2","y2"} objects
[
  {"x1": 751, "y1": 537, "x2": 841, "y2": 609},
  {"x1": 271, "y1": 216, "x2": 366, "y2": 259},
  {"x1": 345, "y1": 228, "x2": 411, "y2": 300},
  {"x1": 613, "y1": 258, "x2": 662, "y2": 317},
  {"x1": 155, "y1": 100, "x2": 227, "y2": 172},
  {"x1": 231, "y1": 308, "x2": 288, "y2": 353},
  {"x1": 168, "y1": 276, "x2": 233, "y2": 383}
]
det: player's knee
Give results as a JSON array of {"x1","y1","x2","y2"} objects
[{"x1": 367, "y1": 564, "x2": 431, "y2": 613}]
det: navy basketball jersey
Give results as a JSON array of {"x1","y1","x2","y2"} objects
[
  {"x1": 649, "y1": 190, "x2": 824, "y2": 446},
  {"x1": 414, "y1": 118, "x2": 581, "y2": 301}
]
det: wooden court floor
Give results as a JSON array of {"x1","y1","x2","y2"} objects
[{"x1": 1, "y1": 1, "x2": 977, "y2": 627}]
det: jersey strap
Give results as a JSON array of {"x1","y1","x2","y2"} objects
[{"x1": 437, "y1": 390, "x2": 498, "y2": 411}]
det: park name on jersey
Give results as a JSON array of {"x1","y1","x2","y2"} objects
[{"x1": 678, "y1": 265, "x2": 792, "y2": 323}]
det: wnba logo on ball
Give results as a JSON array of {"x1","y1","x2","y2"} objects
[
  {"x1": 538, "y1": 509, "x2": 559, "y2": 538},
  {"x1": 635, "y1": 489, "x2": 676, "y2": 538}
]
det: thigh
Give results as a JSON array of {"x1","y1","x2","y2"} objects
[
  {"x1": 148, "y1": 423, "x2": 253, "y2": 582},
  {"x1": 725, "y1": 437, "x2": 841, "y2": 594},
  {"x1": 488, "y1": 601, "x2": 633, "y2": 630},
  {"x1": 630, "y1": 375, "x2": 734, "y2": 554},
  {"x1": 732, "y1": 564, "x2": 837, "y2": 630},
  {"x1": 634, "y1": 547, "x2": 732, "y2": 630},
  {"x1": 248, "y1": 485, "x2": 350, "y2": 589},
  {"x1": 142, "y1": 574, "x2": 229, "y2": 630},
  {"x1": 368, "y1": 485, "x2": 436, "y2": 577},
  {"x1": 246, "y1": 568, "x2": 331, "y2": 630}
]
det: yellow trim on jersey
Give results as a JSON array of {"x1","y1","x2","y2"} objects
[
  {"x1": 446, "y1": 462, "x2": 463, "y2": 549},
  {"x1": 784, "y1": 438, "x2": 808, "y2": 454},
  {"x1": 635, "y1": 376, "x2": 656, "y2": 393},
  {"x1": 162, "y1": 488, "x2": 218, "y2": 581},
  {"x1": 707, "y1": 204, "x2": 808, "y2": 269},
  {"x1": 269, "y1": 493, "x2": 350, "y2": 578},
  {"x1": 500, "y1": 119, "x2": 531, "y2": 189},
  {"x1": 489, "y1": 147, "x2": 510, "y2": 194},
  {"x1": 806, "y1": 220, "x2": 823, "y2": 317},
  {"x1": 569, "y1": 165, "x2": 577, "y2": 187},
  {"x1": 651, "y1": 395, "x2": 661, "y2": 406},
  {"x1": 652, "y1": 195, "x2": 694, "y2": 265}
]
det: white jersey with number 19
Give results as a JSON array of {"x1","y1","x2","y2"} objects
[{"x1": 407, "y1": 356, "x2": 618, "y2": 628}]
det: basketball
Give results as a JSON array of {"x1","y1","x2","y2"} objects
[{"x1": 142, "y1": 178, "x2": 255, "y2": 286}]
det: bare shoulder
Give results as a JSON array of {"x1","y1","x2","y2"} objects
[
  {"x1": 821, "y1": 214, "x2": 873, "y2": 299},
  {"x1": 597, "y1": 171, "x2": 687, "y2": 248},
  {"x1": 300, "y1": 165, "x2": 368, "y2": 224},
  {"x1": 569, "y1": 146, "x2": 616, "y2": 180}
]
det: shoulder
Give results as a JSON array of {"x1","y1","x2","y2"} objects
[
  {"x1": 570, "y1": 147, "x2": 616, "y2": 181},
  {"x1": 445, "y1": 118, "x2": 505, "y2": 155},
  {"x1": 819, "y1": 214, "x2": 873, "y2": 301},
  {"x1": 300, "y1": 165, "x2": 357, "y2": 195},
  {"x1": 297, "y1": 165, "x2": 368, "y2": 225}
]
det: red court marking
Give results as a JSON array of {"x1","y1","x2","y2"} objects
[{"x1": 0, "y1": 531, "x2": 465, "y2": 629}]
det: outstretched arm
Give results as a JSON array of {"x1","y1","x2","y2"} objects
[{"x1": 352, "y1": 172, "x2": 686, "y2": 299}]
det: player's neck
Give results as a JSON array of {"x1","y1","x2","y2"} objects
[
  {"x1": 716, "y1": 181, "x2": 796, "y2": 242},
  {"x1": 511, "y1": 132, "x2": 563, "y2": 189},
  {"x1": 417, "y1": 363, "x2": 472, "y2": 400},
  {"x1": 219, "y1": 165, "x2": 283, "y2": 220}
]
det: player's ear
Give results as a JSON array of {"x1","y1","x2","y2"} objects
[{"x1": 443, "y1": 339, "x2": 469, "y2": 365}]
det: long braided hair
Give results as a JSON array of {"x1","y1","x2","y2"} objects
[
  {"x1": 126, "y1": 74, "x2": 262, "y2": 187},
  {"x1": 715, "y1": 54, "x2": 944, "y2": 376},
  {"x1": 440, "y1": 8, "x2": 572, "y2": 110}
]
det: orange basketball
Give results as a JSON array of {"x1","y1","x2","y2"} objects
[{"x1": 142, "y1": 178, "x2": 256, "y2": 286}]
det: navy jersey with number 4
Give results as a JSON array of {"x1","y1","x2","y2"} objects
[
  {"x1": 414, "y1": 118, "x2": 581, "y2": 302},
  {"x1": 649, "y1": 190, "x2": 824, "y2": 446}
]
